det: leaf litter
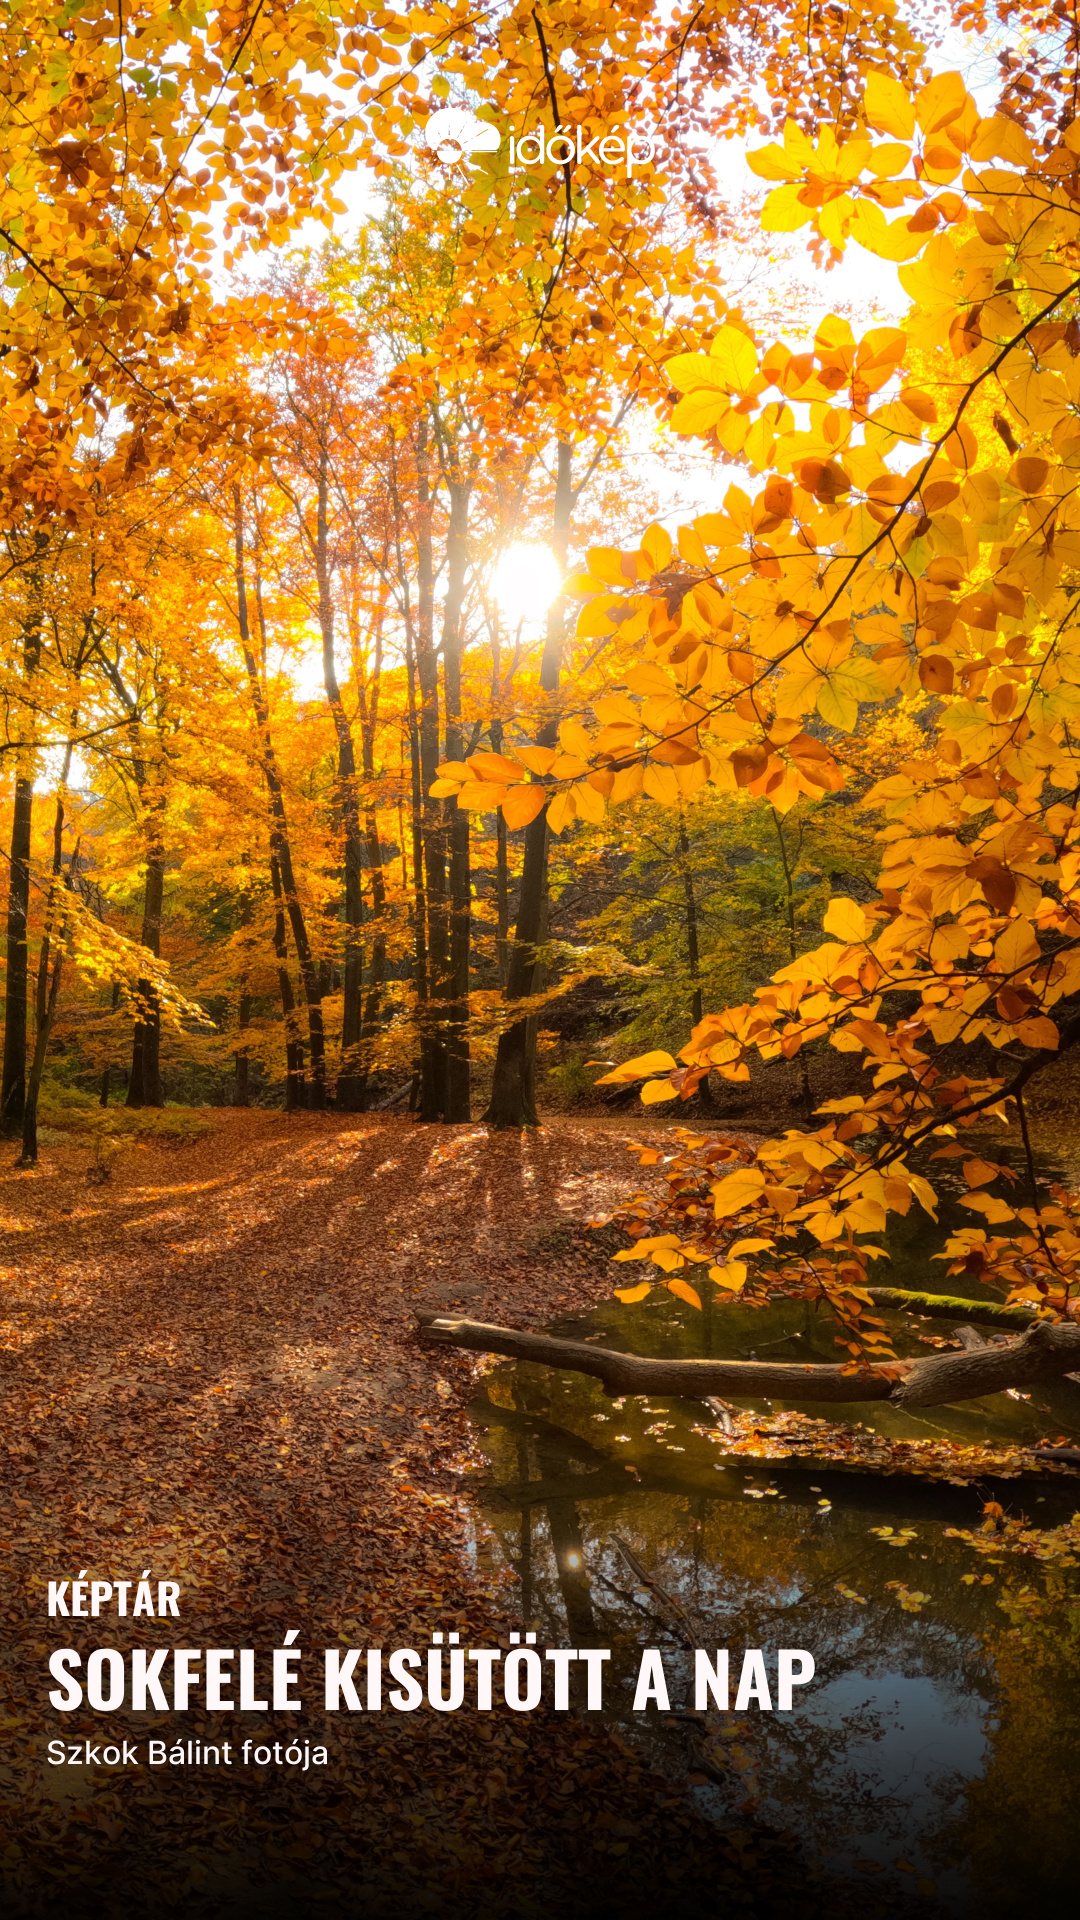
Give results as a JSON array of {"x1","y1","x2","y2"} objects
[{"x1": 0, "y1": 1112, "x2": 916, "y2": 1919}]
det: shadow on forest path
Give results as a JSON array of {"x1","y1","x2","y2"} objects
[{"x1": 1, "y1": 1112, "x2": 930, "y2": 1919}]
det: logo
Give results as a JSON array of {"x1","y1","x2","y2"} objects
[
  {"x1": 425, "y1": 107, "x2": 500, "y2": 168},
  {"x1": 423, "y1": 108, "x2": 656, "y2": 183}
]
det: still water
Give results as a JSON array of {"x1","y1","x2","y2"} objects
[{"x1": 464, "y1": 1172, "x2": 1080, "y2": 1917}]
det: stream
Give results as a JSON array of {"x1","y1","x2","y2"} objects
[{"x1": 463, "y1": 1135, "x2": 1080, "y2": 1917}]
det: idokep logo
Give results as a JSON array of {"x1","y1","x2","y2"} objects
[{"x1": 422, "y1": 109, "x2": 657, "y2": 181}]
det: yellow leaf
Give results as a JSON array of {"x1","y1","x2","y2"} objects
[
  {"x1": 746, "y1": 141, "x2": 793, "y2": 182},
  {"x1": 586, "y1": 545, "x2": 631, "y2": 584},
  {"x1": 666, "y1": 1277, "x2": 702, "y2": 1310},
  {"x1": 849, "y1": 200, "x2": 926, "y2": 262},
  {"x1": 865, "y1": 71, "x2": 915, "y2": 139},
  {"x1": 762, "y1": 184, "x2": 814, "y2": 232},
  {"x1": 806, "y1": 1209, "x2": 844, "y2": 1241},
  {"x1": 515, "y1": 746, "x2": 557, "y2": 775},
  {"x1": 969, "y1": 114, "x2": 1034, "y2": 168},
  {"x1": 815, "y1": 681, "x2": 859, "y2": 731},
  {"x1": 709, "y1": 1261, "x2": 748, "y2": 1293},
  {"x1": 909, "y1": 1175, "x2": 938, "y2": 1219},
  {"x1": 959, "y1": 1193, "x2": 1015, "y2": 1223},
  {"x1": 611, "y1": 763, "x2": 644, "y2": 802},
  {"x1": 571, "y1": 779, "x2": 606, "y2": 824},
  {"x1": 823, "y1": 896, "x2": 869, "y2": 942},
  {"x1": 595, "y1": 1050, "x2": 677, "y2": 1083},
  {"x1": 915, "y1": 71, "x2": 969, "y2": 136},
  {"x1": 711, "y1": 1168, "x2": 767, "y2": 1217},
  {"x1": 643, "y1": 764, "x2": 680, "y2": 805},
  {"x1": 429, "y1": 778, "x2": 463, "y2": 797},
  {"x1": 546, "y1": 791, "x2": 576, "y2": 836},
  {"x1": 708, "y1": 324, "x2": 757, "y2": 391},
  {"x1": 664, "y1": 353, "x2": 733, "y2": 393},
  {"x1": 559, "y1": 718, "x2": 593, "y2": 758},
  {"x1": 576, "y1": 595, "x2": 629, "y2": 637},
  {"x1": 670, "y1": 391, "x2": 731, "y2": 435},
  {"x1": 614, "y1": 1281, "x2": 652, "y2": 1304},
  {"x1": 640, "y1": 523, "x2": 673, "y2": 573},
  {"x1": 641, "y1": 1078, "x2": 679, "y2": 1104}
]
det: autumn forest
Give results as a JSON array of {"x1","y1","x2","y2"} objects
[{"x1": 4, "y1": 0, "x2": 1080, "y2": 1914}]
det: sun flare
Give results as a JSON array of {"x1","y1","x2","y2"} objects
[{"x1": 490, "y1": 542, "x2": 562, "y2": 629}]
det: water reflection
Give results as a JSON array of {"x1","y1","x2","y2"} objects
[{"x1": 465, "y1": 1278, "x2": 1080, "y2": 1916}]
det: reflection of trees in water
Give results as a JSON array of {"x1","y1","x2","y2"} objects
[
  {"x1": 953, "y1": 1590, "x2": 1080, "y2": 1917},
  {"x1": 476, "y1": 1374, "x2": 1012, "y2": 1887}
]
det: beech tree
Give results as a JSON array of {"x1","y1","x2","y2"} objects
[{"x1": 428, "y1": 62, "x2": 1080, "y2": 1411}]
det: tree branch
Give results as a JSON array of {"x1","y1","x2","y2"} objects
[{"x1": 418, "y1": 1313, "x2": 1080, "y2": 1409}]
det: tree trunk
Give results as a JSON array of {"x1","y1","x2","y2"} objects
[
  {"x1": 414, "y1": 424, "x2": 448, "y2": 1121},
  {"x1": 441, "y1": 475, "x2": 471, "y2": 1121},
  {"x1": 678, "y1": 815, "x2": 704, "y2": 1029},
  {"x1": 357, "y1": 808, "x2": 387, "y2": 1106},
  {"x1": 233, "y1": 859, "x2": 253, "y2": 1108},
  {"x1": 314, "y1": 450, "x2": 364, "y2": 1110},
  {"x1": 234, "y1": 487, "x2": 326, "y2": 1107},
  {"x1": 419, "y1": 1313, "x2": 1080, "y2": 1410},
  {"x1": 270, "y1": 852, "x2": 305, "y2": 1109},
  {"x1": 772, "y1": 807, "x2": 813, "y2": 1119},
  {"x1": 126, "y1": 817, "x2": 165, "y2": 1109},
  {"x1": 19, "y1": 765, "x2": 75, "y2": 1166},
  {"x1": 1, "y1": 573, "x2": 43, "y2": 1138},
  {"x1": 1, "y1": 772, "x2": 33, "y2": 1137},
  {"x1": 491, "y1": 718, "x2": 510, "y2": 985},
  {"x1": 484, "y1": 441, "x2": 572, "y2": 1127},
  {"x1": 405, "y1": 632, "x2": 430, "y2": 1104},
  {"x1": 100, "y1": 981, "x2": 121, "y2": 1107}
]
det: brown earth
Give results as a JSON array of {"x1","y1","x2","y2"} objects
[{"x1": 0, "y1": 1112, "x2": 925, "y2": 1918}]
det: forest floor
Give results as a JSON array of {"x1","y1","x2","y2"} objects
[{"x1": 1, "y1": 1111, "x2": 925, "y2": 1918}]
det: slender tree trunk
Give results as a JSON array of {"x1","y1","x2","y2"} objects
[
  {"x1": 442, "y1": 476, "x2": 472, "y2": 1121},
  {"x1": 485, "y1": 441, "x2": 572, "y2": 1127},
  {"x1": 2, "y1": 571, "x2": 43, "y2": 1137},
  {"x1": 233, "y1": 858, "x2": 253, "y2": 1107},
  {"x1": 772, "y1": 807, "x2": 813, "y2": 1118},
  {"x1": 126, "y1": 808, "x2": 165, "y2": 1109},
  {"x1": 405, "y1": 633, "x2": 430, "y2": 1107},
  {"x1": 415, "y1": 424, "x2": 448, "y2": 1120},
  {"x1": 100, "y1": 980, "x2": 121, "y2": 1107},
  {"x1": 493, "y1": 721, "x2": 510, "y2": 987},
  {"x1": 2, "y1": 772, "x2": 33, "y2": 1137},
  {"x1": 19, "y1": 758, "x2": 75, "y2": 1166},
  {"x1": 356, "y1": 807, "x2": 387, "y2": 1107},
  {"x1": 270, "y1": 852, "x2": 305, "y2": 1109},
  {"x1": 678, "y1": 815, "x2": 704, "y2": 1028},
  {"x1": 234, "y1": 487, "x2": 326, "y2": 1106},
  {"x1": 314, "y1": 450, "x2": 364, "y2": 1109}
]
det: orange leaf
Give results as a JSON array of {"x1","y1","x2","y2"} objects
[
  {"x1": 666, "y1": 1277, "x2": 702, "y2": 1310},
  {"x1": 501, "y1": 785, "x2": 547, "y2": 829}
]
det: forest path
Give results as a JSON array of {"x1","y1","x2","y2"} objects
[{"x1": 2, "y1": 1111, "x2": 878, "y2": 1919}]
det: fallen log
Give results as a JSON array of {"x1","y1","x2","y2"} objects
[
  {"x1": 417, "y1": 1313, "x2": 1080, "y2": 1411},
  {"x1": 864, "y1": 1287, "x2": 1038, "y2": 1330}
]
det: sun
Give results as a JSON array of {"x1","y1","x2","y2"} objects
[{"x1": 490, "y1": 542, "x2": 562, "y2": 630}]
